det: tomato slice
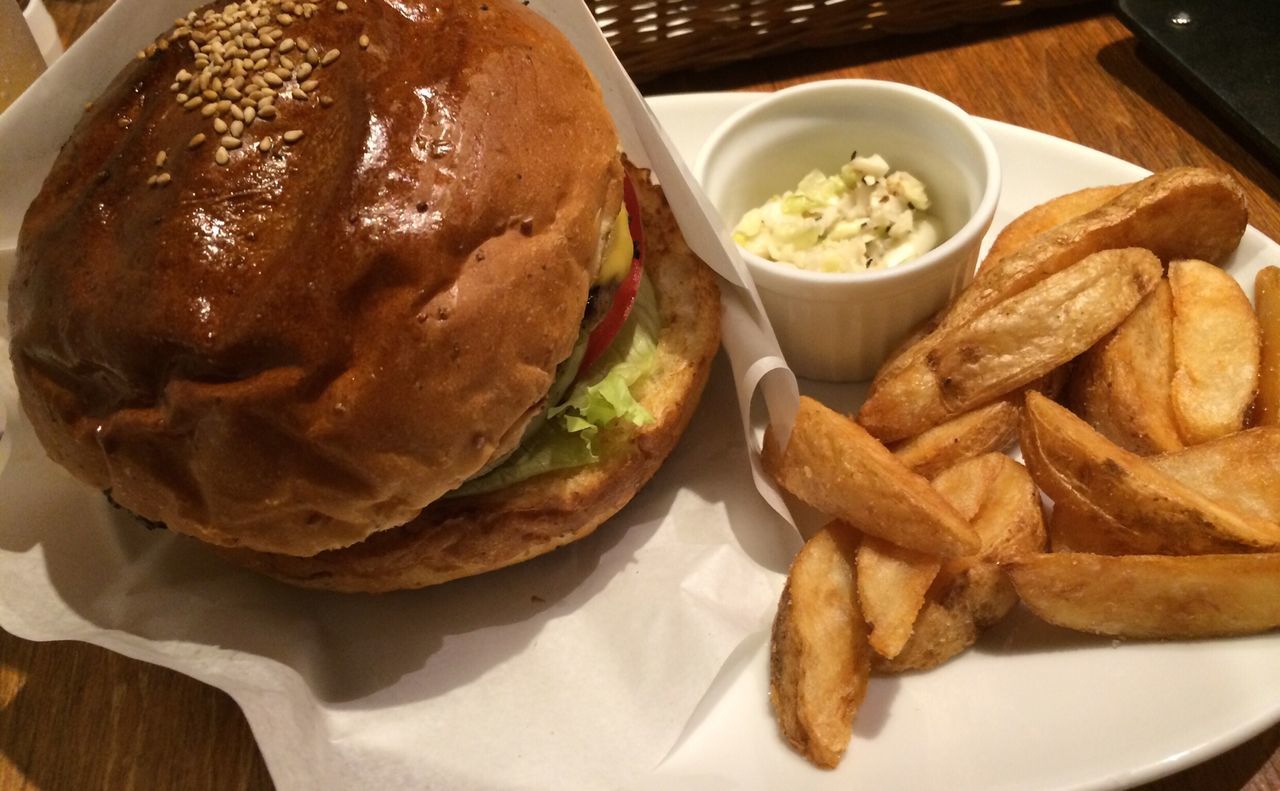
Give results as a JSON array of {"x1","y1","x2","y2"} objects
[{"x1": 578, "y1": 175, "x2": 645, "y2": 376}]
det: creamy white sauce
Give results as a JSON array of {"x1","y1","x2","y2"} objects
[{"x1": 733, "y1": 154, "x2": 939, "y2": 273}]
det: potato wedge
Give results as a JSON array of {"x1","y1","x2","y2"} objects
[
  {"x1": 763, "y1": 397, "x2": 979, "y2": 557},
  {"x1": 1008, "y1": 552, "x2": 1280, "y2": 639},
  {"x1": 1066, "y1": 279, "x2": 1183, "y2": 455},
  {"x1": 856, "y1": 537, "x2": 940, "y2": 660},
  {"x1": 1047, "y1": 502, "x2": 1156, "y2": 555},
  {"x1": 1149, "y1": 427, "x2": 1280, "y2": 523},
  {"x1": 1255, "y1": 266, "x2": 1280, "y2": 426},
  {"x1": 1169, "y1": 259, "x2": 1260, "y2": 444},
  {"x1": 979, "y1": 184, "x2": 1129, "y2": 273},
  {"x1": 876, "y1": 454, "x2": 1045, "y2": 672},
  {"x1": 891, "y1": 399, "x2": 1020, "y2": 480},
  {"x1": 860, "y1": 168, "x2": 1248, "y2": 441},
  {"x1": 927, "y1": 248, "x2": 1162, "y2": 412},
  {"x1": 1021, "y1": 391, "x2": 1280, "y2": 553},
  {"x1": 770, "y1": 522, "x2": 870, "y2": 768}
]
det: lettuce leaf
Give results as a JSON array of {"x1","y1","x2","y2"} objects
[{"x1": 450, "y1": 273, "x2": 660, "y2": 497}]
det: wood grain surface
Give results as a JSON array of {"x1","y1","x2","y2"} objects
[{"x1": 3, "y1": 3, "x2": 1279, "y2": 790}]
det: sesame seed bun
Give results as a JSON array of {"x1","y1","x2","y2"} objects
[
  {"x1": 216, "y1": 169, "x2": 721, "y2": 591},
  {"x1": 10, "y1": 0, "x2": 633, "y2": 557}
]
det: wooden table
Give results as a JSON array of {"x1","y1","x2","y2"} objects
[{"x1": 4, "y1": 3, "x2": 1279, "y2": 789}]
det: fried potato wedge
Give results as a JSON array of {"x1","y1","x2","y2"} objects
[
  {"x1": 860, "y1": 168, "x2": 1248, "y2": 441},
  {"x1": 1169, "y1": 259, "x2": 1260, "y2": 444},
  {"x1": 979, "y1": 184, "x2": 1129, "y2": 273},
  {"x1": 1047, "y1": 503, "x2": 1138, "y2": 555},
  {"x1": 1049, "y1": 427, "x2": 1280, "y2": 554},
  {"x1": 763, "y1": 397, "x2": 979, "y2": 557},
  {"x1": 1067, "y1": 279, "x2": 1183, "y2": 455},
  {"x1": 927, "y1": 248, "x2": 1161, "y2": 412},
  {"x1": 1149, "y1": 427, "x2": 1280, "y2": 523},
  {"x1": 1255, "y1": 266, "x2": 1280, "y2": 426},
  {"x1": 770, "y1": 522, "x2": 870, "y2": 768},
  {"x1": 857, "y1": 537, "x2": 940, "y2": 660},
  {"x1": 1021, "y1": 392, "x2": 1280, "y2": 553},
  {"x1": 891, "y1": 399, "x2": 1020, "y2": 480},
  {"x1": 1008, "y1": 552, "x2": 1280, "y2": 639},
  {"x1": 876, "y1": 454, "x2": 1045, "y2": 672}
]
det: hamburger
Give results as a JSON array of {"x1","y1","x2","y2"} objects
[{"x1": 9, "y1": 0, "x2": 720, "y2": 592}]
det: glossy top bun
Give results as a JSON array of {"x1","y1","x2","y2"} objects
[
  {"x1": 217, "y1": 166, "x2": 722, "y2": 591},
  {"x1": 10, "y1": 0, "x2": 623, "y2": 556}
]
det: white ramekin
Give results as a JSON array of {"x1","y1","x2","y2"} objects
[{"x1": 695, "y1": 80, "x2": 1001, "y2": 382}]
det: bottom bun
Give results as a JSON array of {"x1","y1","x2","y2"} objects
[{"x1": 215, "y1": 167, "x2": 721, "y2": 592}]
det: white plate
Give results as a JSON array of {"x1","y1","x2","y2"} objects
[{"x1": 645, "y1": 92, "x2": 1280, "y2": 791}]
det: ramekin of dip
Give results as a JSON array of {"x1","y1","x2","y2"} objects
[{"x1": 695, "y1": 80, "x2": 1001, "y2": 382}]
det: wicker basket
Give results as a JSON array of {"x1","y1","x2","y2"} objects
[{"x1": 591, "y1": 0, "x2": 1089, "y2": 83}]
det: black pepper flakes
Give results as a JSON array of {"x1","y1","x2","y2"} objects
[{"x1": 519, "y1": 217, "x2": 534, "y2": 235}]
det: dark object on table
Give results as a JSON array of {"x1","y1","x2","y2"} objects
[{"x1": 1118, "y1": 0, "x2": 1280, "y2": 171}]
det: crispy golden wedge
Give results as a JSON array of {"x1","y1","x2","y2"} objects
[
  {"x1": 928, "y1": 248, "x2": 1161, "y2": 412},
  {"x1": 1008, "y1": 552, "x2": 1280, "y2": 639},
  {"x1": 1021, "y1": 392, "x2": 1280, "y2": 553},
  {"x1": 857, "y1": 537, "x2": 940, "y2": 660},
  {"x1": 763, "y1": 397, "x2": 979, "y2": 557},
  {"x1": 891, "y1": 399, "x2": 1020, "y2": 480},
  {"x1": 860, "y1": 168, "x2": 1248, "y2": 441},
  {"x1": 1067, "y1": 279, "x2": 1184, "y2": 455},
  {"x1": 1255, "y1": 266, "x2": 1280, "y2": 426},
  {"x1": 1169, "y1": 259, "x2": 1260, "y2": 445},
  {"x1": 1049, "y1": 427, "x2": 1280, "y2": 554},
  {"x1": 1046, "y1": 503, "x2": 1139, "y2": 555},
  {"x1": 770, "y1": 522, "x2": 870, "y2": 769},
  {"x1": 1149, "y1": 427, "x2": 1280, "y2": 523},
  {"x1": 875, "y1": 454, "x2": 1045, "y2": 672},
  {"x1": 978, "y1": 184, "x2": 1130, "y2": 273}
]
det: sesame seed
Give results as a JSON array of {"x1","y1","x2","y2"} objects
[
  {"x1": 258, "y1": 105, "x2": 278, "y2": 119},
  {"x1": 276, "y1": 13, "x2": 293, "y2": 24},
  {"x1": 297, "y1": 37, "x2": 310, "y2": 50},
  {"x1": 321, "y1": 48, "x2": 339, "y2": 66},
  {"x1": 230, "y1": 104, "x2": 246, "y2": 121},
  {"x1": 215, "y1": 146, "x2": 230, "y2": 165},
  {"x1": 280, "y1": 55, "x2": 295, "y2": 70},
  {"x1": 156, "y1": 172, "x2": 172, "y2": 186},
  {"x1": 259, "y1": 138, "x2": 273, "y2": 152},
  {"x1": 188, "y1": 133, "x2": 207, "y2": 148},
  {"x1": 278, "y1": 38, "x2": 295, "y2": 53},
  {"x1": 201, "y1": 89, "x2": 218, "y2": 101},
  {"x1": 218, "y1": 99, "x2": 232, "y2": 111},
  {"x1": 146, "y1": 174, "x2": 158, "y2": 186},
  {"x1": 244, "y1": 107, "x2": 256, "y2": 123},
  {"x1": 319, "y1": 95, "x2": 333, "y2": 107},
  {"x1": 291, "y1": 88, "x2": 308, "y2": 100},
  {"x1": 214, "y1": 118, "x2": 228, "y2": 133},
  {"x1": 222, "y1": 135, "x2": 242, "y2": 149},
  {"x1": 201, "y1": 103, "x2": 219, "y2": 117},
  {"x1": 296, "y1": 62, "x2": 312, "y2": 78},
  {"x1": 230, "y1": 119, "x2": 244, "y2": 137},
  {"x1": 264, "y1": 72, "x2": 284, "y2": 86},
  {"x1": 155, "y1": 151, "x2": 167, "y2": 167},
  {"x1": 335, "y1": 1, "x2": 346, "y2": 10},
  {"x1": 184, "y1": 96, "x2": 204, "y2": 109},
  {"x1": 300, "y1": 79, "x2": 318, "y2": 92},
  {"x1": 358, "y1": 34, "x2": 369, "y2": 49},
  {"x1": 283, "y1": 129, "x2": 304, "y2": 143}
]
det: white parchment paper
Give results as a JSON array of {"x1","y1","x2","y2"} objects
[{"x1": 0, "y1": 2, "x2": 801, "y2": 789}]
